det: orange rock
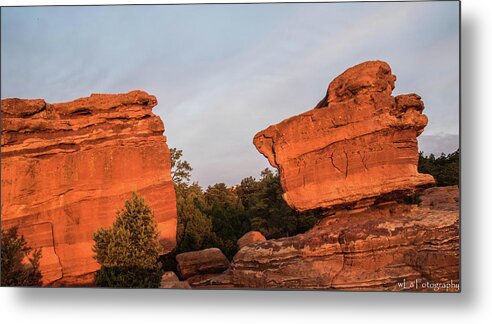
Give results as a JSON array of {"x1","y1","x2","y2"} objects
[
  {"x1": 176, "y1": 248, "x2": 230, "y2": 279},
  {"x1": 230, "y1": 197, "x2": 459, "y2": 291},
  {"x1": 254, "y1": 61, "x2": 435, "y2": 212},
  {"x1": 1, "y1": 90, "x2": 177, "y2": 285},
  {"x1": 237, "y1": 231, "x2": 266, "y2": 250}
]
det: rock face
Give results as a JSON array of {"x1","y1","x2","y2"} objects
[
  {"x1": 237, "y1": 231, "x2": 266, "y2": 250},
  {"x1": 230, "y1": 192, "x2": 459, "y2": 291},
  {"x1": 1, "y1": 91, "x2": 177, "y2": 285},
  {"x1": 253, "y1": 61, "x2": 435, "y2": 212},
  {"x1": 419, "y1": 186, "x2": 459, "y2": 211},
  {"x1": 176, "y1": 248, "x2": 230, "y2": 279}
]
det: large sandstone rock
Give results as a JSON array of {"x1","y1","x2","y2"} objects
[
  {"x1": 176, "y1": 248, "x2": 230, "y2": 279},
  {"x1": 1, "y1": 90, "x2": 177, "y2": 285},
  {"x1": 253, "y1": 61, "x2": 435, "y2": 212},
  {"x1": 230, "y1": 196, "x2": 459, "y2": 291},
  {"x1": 237, "y1": 231, "x2": 266, "y2": 250}
]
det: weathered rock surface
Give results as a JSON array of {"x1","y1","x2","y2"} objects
[
  {"x1": 176, "y1": 248, "x2": 230, "y2": 279},
  {"x1": 253, "y1": 61, "x2": 435, "y2": 212},
  {"x1": 161, "y1": 271, "x2": 179, "y2": 284},
  {"x1": 1, "y1": 90, "x2": 177, "y2": 285},
  {"x1": 187, "y1": 270, "x2": 235, "y2": 289},
  {"x1": 237, "y1": 231, "x2": 266, "y2": 250},
  {"x1": 161, "y1": 271, "x2": 191, "y2": 289},
  {"x1": 229, "y1": 197, "x2": 459, "y2": 291},
  {"x1": 419, "y1": 186, "x2": 459, "y2": 211}
]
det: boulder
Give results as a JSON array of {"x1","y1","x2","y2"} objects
[
  {"x1": 234, "y1": 61, "x2": 459, "y2": 291},
  {"x1": 237, "y1": 231, "x2": 266, "y2": 250},
  {"x1": 230, "y1": 199, "x2": 459, "y2": 291},
  {"x1": 253, "y1": 61, "x2": 435, "y2": 212},
  {"x1": 161, "y1": 271, "x2": 180, "y2": 282},
  {"x1": 161, "y1": 271, "x2": 191, "y2": 289},
  {"x1": 1, "y1": 90, "x2": 177, "y2": 285},
  {"x1": 176, "y1": 248, "x2": 230, "y2": 279}
]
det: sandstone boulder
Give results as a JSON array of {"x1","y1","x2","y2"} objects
[
  {"x1": 237, "y1": 231, "x2": 266, "y2": 250},
  {"x1": 1, "y1": 91, "x2": 177, "y2": 285},
  {"x1": 253, "y1": 61, "x2": 435, "y2": 212},
  {"x1": 161, "y1": 271, "x2": 179, "y2": 282},
  {"x1": 161, "y1": 271, "x2": 191, "y2": 289},
  {"x1": 230, "y1": 199, "x2": 459, "y2": 291},
  {"x1": 176, "y1": 248, "x2": 230, "y2": 279}
]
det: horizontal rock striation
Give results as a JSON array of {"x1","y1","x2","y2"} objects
[
  {"x1": 253, "y1": 61, "x2": 435, "y2": 212},
  {"x1": 176, "y1": 248, "x2": 230, "y2": 280},
  {"x1": 1, "y1": 90, "x2": 177, "y2": 285},
  {"x1": 237, "y1": 231, "x2": 266, "y2": 250},
  {"x1": 229, "y1": 186, "x2": 459, "y2": 291}
]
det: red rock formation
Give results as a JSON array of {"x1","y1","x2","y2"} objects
[
  {"x1": 253, "y1": 61, "x2": 435, "y2": 212},
  {"x1": 237, "y1": 231, "x2": 266, "y2": 250},
  {"x1": 221, "y1": 61, "x2": 459, "y2": 292},
  {"x1": 1, "y1": 90, "x2": 177, "y2": 285},
  {"x1": 229, "y1": 187, "x2": 460, "y2": 291},
  {"x1": 176, "y1": 248, "x2": 230, "y2": 279}
]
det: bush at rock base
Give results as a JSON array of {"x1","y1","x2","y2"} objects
[{"x1": 92, "y1": 192, "x2": 162, "y2": 288}]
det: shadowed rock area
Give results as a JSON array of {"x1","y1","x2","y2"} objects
[{"x1": 1, "y1": 90, "x2": 177, "y2": 285}]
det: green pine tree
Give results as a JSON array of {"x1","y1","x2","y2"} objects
[
  {"x1": 92, "y1": 193, "x2": 163, "y2": 288},
  {"x1": 1, "y1": 226, "x2": 42, "y2": 286}
]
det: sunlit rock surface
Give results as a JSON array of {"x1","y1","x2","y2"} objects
[{"x1": 1, "y1": 90, "x2": 177, "y2": 285}]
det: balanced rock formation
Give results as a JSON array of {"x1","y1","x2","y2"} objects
[
  {"x1": 230, "y1": 192, "x2": 459, "y2": 291},
  {"x1": 221, "y1": 61, "x2": 460, "y2": 291},
  {"x1": 253, "y1": 61, "x2": 435, "y2": 212},
  {"x1": 237, "y1": 231, "x2": 266, "y2": 250},
  {"x1": 176, "y1": 248, "x2": 230, "y2": 280},
  {"x1": 1, "y1": 91, "x2": 177, "y2": 285}
]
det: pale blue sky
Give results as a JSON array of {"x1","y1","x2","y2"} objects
[{"x1": 1, "y1": 2, "x2": 460, "y2": 186}]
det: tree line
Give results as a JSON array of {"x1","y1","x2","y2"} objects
[
  {"x1": 169, "y1": 148, "x2": 322, "y2": 261},
  {"x1": 418, "y1": 149, "x2": 460, "y2": 187}
]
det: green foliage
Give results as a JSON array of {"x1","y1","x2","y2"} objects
[
  {"x1": 92, "y1": 193, "x2": 162, "y2": 288},
  {"x1": 94, "y1": 266, "x2": 161, "y2": 288},
  {"x1": 170, "y1": 148, "x2": 193, "y2": 185},
  {"x1": 418, "y1": 149, "x2": 460, "y2": 186},
  {"x1": 168, "y1": 147, "x2": 322, "y2": 261},
  {"x1": 175, "y1": 182, "x2": 214, "y2": 252},
  {"x1": 1, "y1": 226, "x2": 42, "y2": 286},
  {"x1": 240, "y1": 169, "x2": 320, "y2": 239}
]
